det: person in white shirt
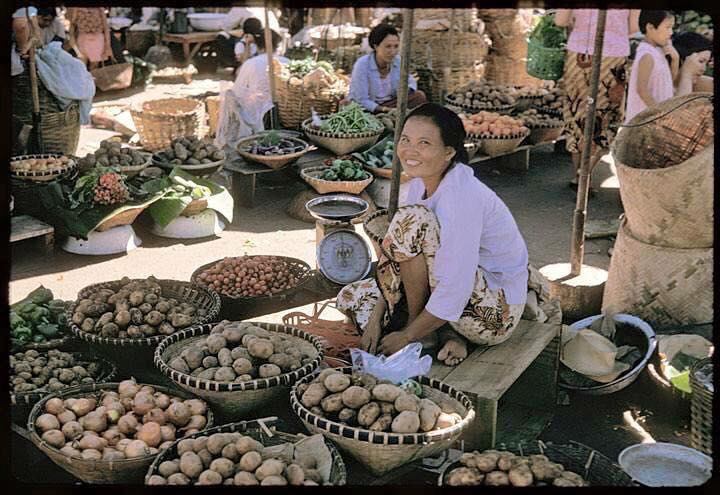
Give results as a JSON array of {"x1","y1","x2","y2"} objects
[
  {"x1": 215, "y1": 7, "x2": 280, "y2": 69},
  {"x1": 37, "y1": 7, "x2": 66, "y2": 46},
  {"x1": 337, "y1": 103, "x2": 529, "y2": 366}
]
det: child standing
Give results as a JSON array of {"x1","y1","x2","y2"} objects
[{"x1": 625, "y1": 11, "x2": 678, "y2": 122}]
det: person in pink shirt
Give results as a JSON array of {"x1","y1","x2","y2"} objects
[{"x1": 555, "y1": 9, "x2": 640, "y2": 192}]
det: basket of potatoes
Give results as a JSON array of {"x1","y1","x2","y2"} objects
[
  {"x1": 67, "y1": 277, "x2": 220, "y2": 381},
  {"x1": 77, "y1": 139, "x2": 151, "y2": 177},
  {"x1": 460, "y1": 112, "x2": 530, "y2": 157},
  {"x1": 440, "y1": 441, "x2": 635, "y2": 487},
  {"x1": 290, "y1": 367, "x2": 475, "y2": 475},
  {"x1": 11, "y1": 154, "x2": 76, "y2": 182},
  {"x1": 517, "y1": 109, "x2": 564, "y2": 145},
  {"x1": 28, "y1": 378, "x2": 214, "y2": 484},
  {"x1": 145, "y1": 418, "x2": 347, "y2": 485},
  {"x1": 154, "y1": 321, "x2": 324, "y2": 419},
  {"x1": 152, "y1": 136, "x2": 226, "y2": 177}
]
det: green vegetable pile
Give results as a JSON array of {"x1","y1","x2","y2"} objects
[
  {"x1": 352, "y1": 136, "x2": 395, "y2": 169},
  {"x1": 10, "y1": 286, "x2": 68, "y2": 347},
  {"x1": 529, "y1": 14, "x2": 567, "y2": 49},
  {"x1": 287, "y1": 57, "x2": 335, "y2": 77},
  {"x1": 318, "y1": 102, "x2": 384, "y2": 135},
  {"x1": 320, "y1": 159, "x2": 369, "y2": 181},
  {"x1": 674, "y1": 11, "x2": 713, "y2": 38}
]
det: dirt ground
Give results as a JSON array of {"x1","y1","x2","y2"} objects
[{"x1": 9, "y1": 75, "x2": 697, "y2": 483}]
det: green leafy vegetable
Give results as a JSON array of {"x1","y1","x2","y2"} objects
[{"x1": 319, "y1": 102, "x2": 384, "y2": 134}]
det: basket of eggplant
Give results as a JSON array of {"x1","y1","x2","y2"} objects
[{"x1": 236, "y1": 131, "x2": 312, "y2": 170}]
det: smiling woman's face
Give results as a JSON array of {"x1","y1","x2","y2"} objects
[{"x1": 397, "y1": 116, "x2": 455, "y2": 180}]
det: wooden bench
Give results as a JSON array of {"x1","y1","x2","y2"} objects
[
  {"x1": 428, "y1": 318, "x2": 560, "y2": 451},
  {"x1": 11, "y1": 215, "x2": 54, "y2": 254}
]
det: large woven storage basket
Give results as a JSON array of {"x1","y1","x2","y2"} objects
[
  {"x1": 27, "y1": 381, "x2": 215, "y2": 484},
  {"x1": 412, "y1": 31, "x2": 489, "y2": 70},
  {"x1": 154, "y1": 322, "x2": 324, "y2": 420},
  {"x1": 290, "y1": 367, "x2": 475, "y2": 476},
  {"x1": 91, "y1": 62, "x2": 134, "y2": 92},
  {"x1": 414, "y1": 8, "x2": 480, "y2": 33},
  {"x1": 131, "y1": 98, "x2": 206, "y2": 152},
  {"x1": 612, "y1": 94, "x2": 714, "y2": 248},
  {"x1": 416, "y1": 65, "x2": 485, "y2": 104},
  {"x1": 602, "y1": 220, "x2": 713, "y2": 329},
  {"x1": 274, "y1": 68, "x2": 347, "y2": 130},
  {"x1": 689, "y1": 358, "x2": 713, "y2": 455},
  {"x1": 13, "y1": 104, "x2": 81, "y2": 156},
  {"x1": 145, "y1": 418, "x2": 348, "y2": 485}
]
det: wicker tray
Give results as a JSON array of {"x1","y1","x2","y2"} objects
[
  {"x1": 438, "y1": 440, "x2": 636, "y2": 486},
  {"x1": 477, "y1": 129, "x2": 531, "y2": 157},
  {"x1": 689, "y1": 358, "x2": 713, "y2": 455},
  {"x1": 301, "y1": 165, "x2": 373, "y2": 195},
  {"x1": 154, "y1": 322, "x2": 324, "y2": 418},
  {"x1": 27, "y1": 381, "x2": 216, "y2": 484},
  {"x1": 180, "y1": 197, "x2": 209, "y2": 217},
  {"x1": 444, "y1": 97, "x2": 516, "y2": 116},
  {"x1": 290, "y1": 367, "x2": 475, "y2": 476},
  {"x1": 151, "y1": 154, "x2": 225, "y2": 177},
  {"x1": 145, "y1": 418, "x2": 347, "y2": 485},
  {"x1": 302, "y1": 118, "x2": 383, "y2": 156},
  {"x1": 10, "y1": 154, "x2": 77, "y2": 182},
  {"x1": 236, "y1": 135, "x2": 312, "y2": 170},
  {"x1": 94, "y1": 205, "x2": 149, "y2": 232}
]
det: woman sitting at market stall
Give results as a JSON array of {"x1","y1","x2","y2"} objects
[
  {"x1": 347, "y1": 23, "x2": 426, "y2": 113},
  {"x1": 673, "y1": 31, "x2": 713, "y2": 93},
  {"x1": 337, "y1": 103, "x2": 529, "y2": 366}
]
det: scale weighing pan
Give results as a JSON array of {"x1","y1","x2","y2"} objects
[
  {"x1": 305, "y1": 194, "x2": 369, "y2": 223},
  {"x1": 618, "y1": 442, "x2": 712, "y2": 486}
]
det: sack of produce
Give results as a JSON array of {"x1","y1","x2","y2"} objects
[
  {"x1": 145, "y1": 419, "x2": 347, "y2": 485},
  {"x1": 28, "y1": 379, "x2": 214, "y2": 483},
  {"x1": 290, "y1": 367, "x2": 475, "y2": 475},
  {"x1": 154, "y1": 321, "x2": 324, "y2": 418}
]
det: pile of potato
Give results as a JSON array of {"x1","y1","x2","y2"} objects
[
  {"x1": 517, "y1": 109, "x2": 563, "y2": 128},
  {"x1": 535, "y1": 85, "x2": 566, "y2": 112},
  {"x1": 447, "y1": 82, "x2": 518, "y2": 110},
  {"x1": 147, "y1": 432, "x2": 327, "y2": 485},
  {"x1": 445, "y1": 450, "x2": 587, "y2": 487},
  {"x1": 195, "y1": 256, "x2": 302, "y2": 298},
  {"x1": 77, "y1": 140, "x2": 147, "y2": 170},
  {"x1": 12, "y1": 155, "x2": 72, "y2": 173},
  {"x1": 296, "y1": 369, "x2": 462, "y2": 434},
  {"x1": 70, "y1": 277, "x2": 204, "y2": 339},
  {"x1": 168, "y1": 321, "x2": 316, "y2": 382},
  {"x1": 10, "y1": 349, "x2": 104, "y2": 394},
  {"x1": 33, "y1": 378, "x2": 210, "y2": 461},
  {"x1": 154, "y1": 137, "x2": 225, "y2": 166},
  {"x1": 460, "y1": 112, "x2": 529, "y2": 138},
  {"x1": 514, "y1": 85, "x2": 553, "y2": 99}
]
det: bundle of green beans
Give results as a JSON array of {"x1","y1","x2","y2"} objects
[{"x1": 319, "y1": 103, "x2": 384, "y2": 134}]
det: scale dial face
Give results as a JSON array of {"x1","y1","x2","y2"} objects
[{"x1": 317, "y1": 229, "x2": 372, "y2": 285}]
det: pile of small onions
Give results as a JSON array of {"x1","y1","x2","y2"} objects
[{"x1": 195, "y1": 256, "x2": 301, "y2": 298}]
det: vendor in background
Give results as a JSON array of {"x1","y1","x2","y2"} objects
[
  {"x1": 673, "y1": 31, "x2": 713, "y2": 93},
  {"x1": 554, "y1": 9, "x2": 640, "y2": 193},
  {"x1": 66, "y1": 7, "x2": 112, "y2": 70},
  {"x1": 337, "y1": 104, "x2": 529, "y2": 366},
  {"x1": 215, "y1": 7, "x2": 280, "y2": 70},
  {"x1": 347, "y1": 23, "x2": 427, "y2": 113},
  {"x1": 11, "y1": 7, "x2": 39, "y2": 77},
  {"x1": 37, "y1": 7, "x2": 66, "y2": 46}
]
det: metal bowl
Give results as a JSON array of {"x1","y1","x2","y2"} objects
[
  {"x1": 187, "y1": 13, "x2": 227, "y2": 31},
  {"x1": 305, "y1": 194, "x2": 369, "y2": 223},
  {"x1": 618, "y1": 442, "x2": 712, "y2": 487}
]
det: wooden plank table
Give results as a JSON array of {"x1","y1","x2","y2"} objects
[
  {"x1": 11, "y1": 215, "x2": 54, "y2": 254},
  {"x1": 428, "y1": 318, "x2": 560, "y2": 451},
  {"x1": 468, "y1": 136, "x2": 567, "y2": 173},
  {"x1": 162, "y1": 29, "x2": 244, "y2": 65}
]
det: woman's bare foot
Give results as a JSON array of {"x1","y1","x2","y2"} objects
[{"x1": 436, "y1": 327, "x2": 468, "y2": 366}]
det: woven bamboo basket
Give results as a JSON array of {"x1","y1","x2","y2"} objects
[
  {"x1": 412, "y1": 31, "x2": 489, "y2": 69},
  {"x1": 274, "y1": 69, "x2": 347, "y2": 129},
  {"x1": 439, "y1": 440, "x2": 635, "y2": 486},
  {"x1": 151, "y1": 154, "x2": 225, "y2": 178},
  {"x1": 302, "y1": 118, "x2": 383, "y2": 156},
  {"x1": 290, "y1": 367, "x2": 475, "y2": 476},
  {"x1": 13, "y1": 104, "x2": 81, "y2": 156},
  {"x1": 116, "y1": 152, "x2": 152, "y2": 178},
  {"x1": 477, "y1": 129, "x2": 530, "y2": 157},
  {"x1": 416, "y1": 65, "x2": 485, "y2": 104},
  {"x1": 236, "y1": 135, "x2": 311, "y2": 170},
  {"x1": 11, "y1": 334, "x2": 75, "y2": 353},
  {"x1": 205, "y1": 95, "x2": 220, "y2": 137},
  {"x1": 11, "y1": 352, "x2": 117, "y2": 424},
  {"x1": 526, "y1": 38, "x2": 567, "y2": 81},
  {"x1": 154, "y1": 322, "x2": 324, "y2": 419},
  {"x1": 301, "y1": 166, "x2": 373, "y2": 195},
  {"x1": 92, "y1": 62, "x2": 134, "y2": 92},
  {"x1": 180, "y1": 198, "x2": 208, "y2": 217},
  {"x1": 10, "y1": 154, "x2": 77, "y2": 183},
  {"x1": 27, "y1": 382, "x2": 215, "y2": 484},
  {"x1": 612, "y1": 94, "x2": 714, "y2": 248},
  {"x1": 131, "y1": 98, "x2": 206, "y2": 152},
  {"x1": 145, "y1": 418, "x2": 347, "y2": 485},
  {"x1": 414, "y1": 8, "x2": 479, "y2": 33},
  {"x1": 602, "y1": 220, "x2": 713, "y2": 330},
  {"x1": 689, "y1": 358, "x2": 713, "y2": 455},
  {"x1": 526, "y1": 123, "x2": 564, "y2": 145},
  {"x1": 67, "y1": 279, "x2": 220, "y2": 382},
  {"x1": 94, "y1": 205, "x2": 148, "y2": 232},
  {"x1": 12, "y1": 61, "x2": 64, "y2": 117}
]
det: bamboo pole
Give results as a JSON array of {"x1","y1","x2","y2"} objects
[
  {"x1": 388, "y1": 9, "x2": 415, "y2": 219},
  {"x1": 569, "y1": 10, "x2": 607, "y2": 276},
  {"x1": 26, "y1": 7, "x2": 43, "y2": 152},
  {"x1": 442, "y1": 10, "x2": 456, "y2": 102},
  {"x1": 264, "y1": 3, "x2": 278, "y2": 129}
]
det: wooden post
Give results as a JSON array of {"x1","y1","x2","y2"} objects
[
  {"x1": 388, "y1": 9, "x2": 414, "y2": 220},
  {"x1": 569, "y1": 10, "x2": 607, "y2": 276},
  {"x1": 442, "y1": 10, "x2": 456, "y2": 103},
  {"x1": 264, "y1": 2, "x2": 278, "y2": 129},
  {"x1": 26, "y1": 7, "x2": 43, "y2": 152}
]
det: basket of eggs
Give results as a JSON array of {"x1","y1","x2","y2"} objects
[{"x1": 460, "y1": 112, "x2": 530, "y2": 157}]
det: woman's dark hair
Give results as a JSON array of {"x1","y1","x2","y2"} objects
[
  {"x1": 403, "y1": 103, "x2": 468, "y2": 165},
  {"x1": 37, "y1": 7, "x2": 57, "y2": 18},
  {"x1": 369, "y1": 23, "x2": 399, "y2": 50},
  {"x1": 639, "y1": 11, "x2": 673, "y2": 34},
  {"x1": 242, "y1": 17, "x2": 281, "y2": 52},
  {"x1": 672, "y1": 31, "x2": 713, "y2": 63}
]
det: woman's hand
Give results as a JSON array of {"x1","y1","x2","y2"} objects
[
  {"x1": 378, "y1": 329, "x2": 411, "y2": 356},
  {"x1": 663, "y1": 42, "x2": 679, "y2": 62},
  {"x1": 360, "y1": 318, "x2": 382, "y2": 354}
]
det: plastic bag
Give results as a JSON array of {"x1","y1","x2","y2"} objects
[{"x1": 350, "y1": 342, "x2": 432, "y2": 384}]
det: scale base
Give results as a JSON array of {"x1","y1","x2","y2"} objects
[{"x1": 62, "y1": 225, "x2": 142, "y2": 255}]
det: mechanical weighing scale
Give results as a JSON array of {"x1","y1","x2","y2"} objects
[{"x1": 305, "y1": 195, "x2": 374, "y2": 285}]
